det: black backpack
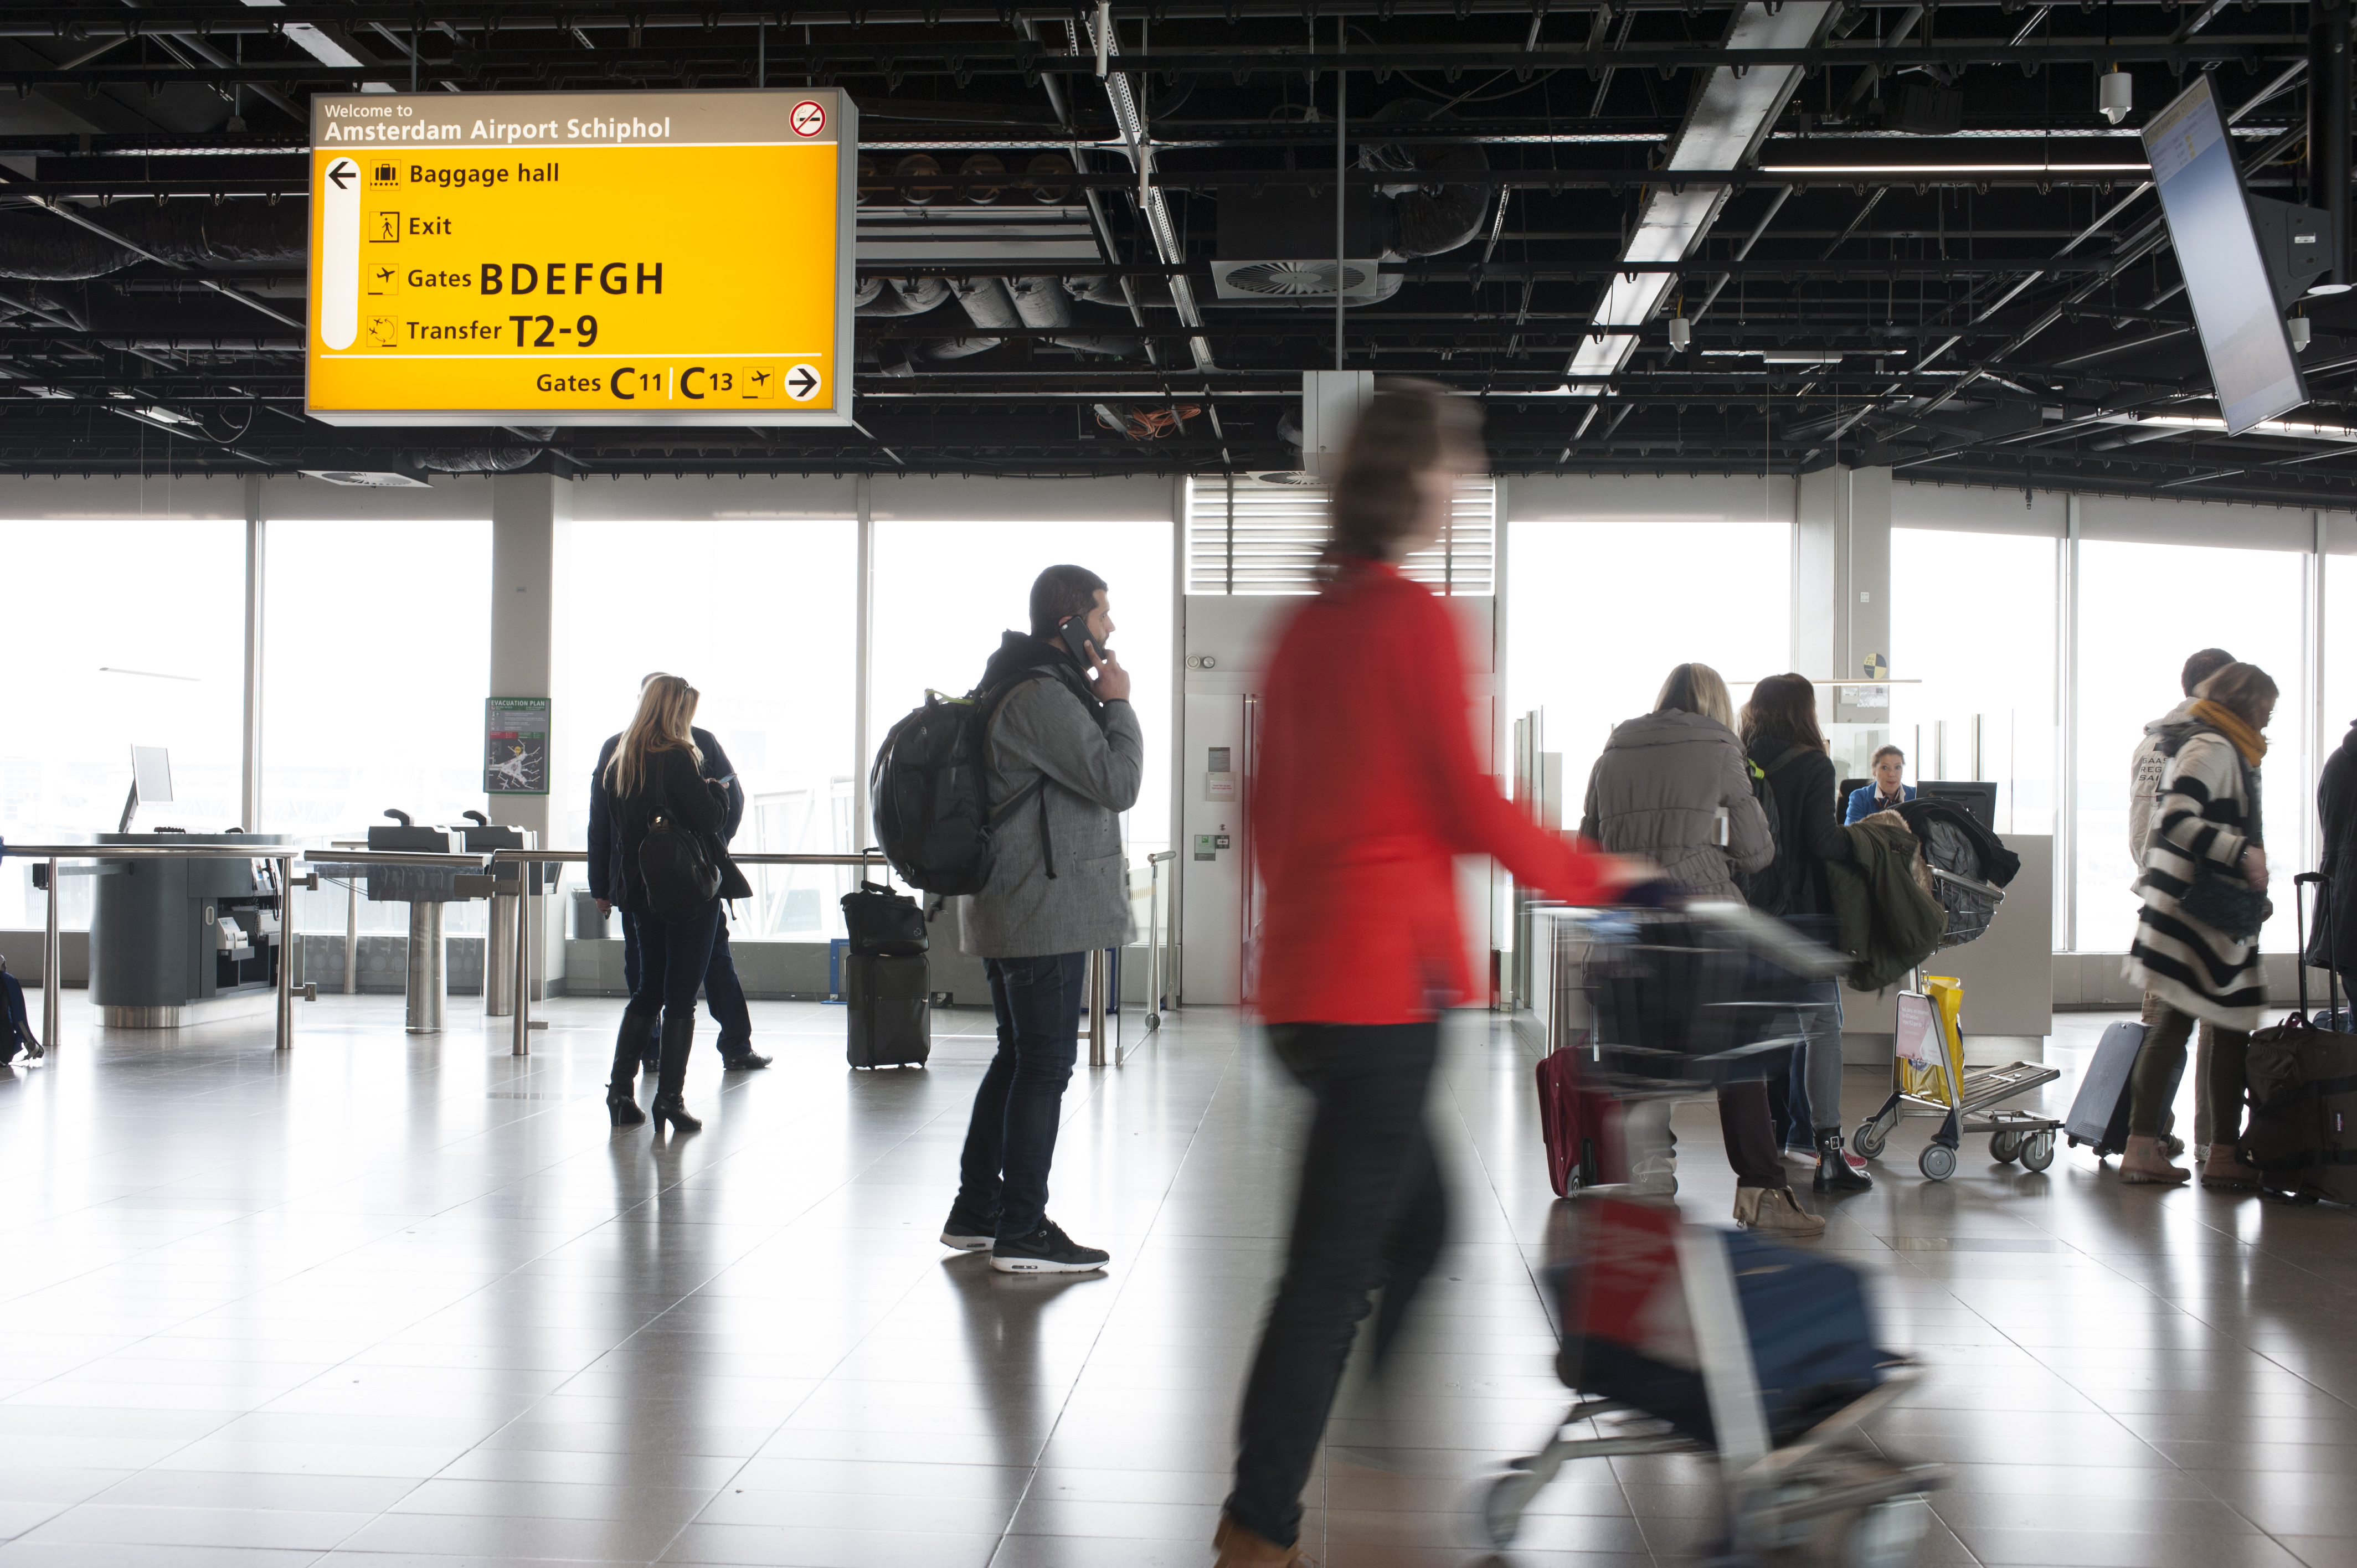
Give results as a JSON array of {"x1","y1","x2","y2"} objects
[
  {"x1": 1735, "y1": 746, "x2": 1813, "y2": 917},
  {"x1": 869, "y1": 668, "x2": 1062, "y2": 896}
]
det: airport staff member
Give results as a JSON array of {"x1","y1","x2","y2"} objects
[
  {"x1": 1844, "y1": 744, "x2": 1916, "y2": 823},
  {"x1": 588, "y1": 673, "x2": 769, "y2": 1072}
]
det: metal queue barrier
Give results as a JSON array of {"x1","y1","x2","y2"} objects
[
  {"x1": 8, "y1": 844, "x2": 1158, "y2": 1062},
  {"x1": 2, "y1": 841, "x2": 484, "y2": 1056}
]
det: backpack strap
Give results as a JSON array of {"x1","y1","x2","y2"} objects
[
  {"x1": 979, "y1": 667, "x2": 1065, "y2": 881},
  {"x1": 1763, "y1": 745, "x2": 1814, "y2": 777}
]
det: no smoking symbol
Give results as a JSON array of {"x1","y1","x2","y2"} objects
[{"x1": 789, "y1": 100, "x2": 827, "y2": 137}]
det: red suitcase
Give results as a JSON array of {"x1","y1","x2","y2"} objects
[{"x1": 1537, "y1": 1034, "x2": 1625, "y2": 1195}]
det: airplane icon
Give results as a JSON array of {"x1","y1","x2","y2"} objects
[
  {"x1": 746, "y1": 368, "x2": 773, "y2": 396},
  {"x1": 367, "y1": 264, "x2": 397, "y2": 293}
]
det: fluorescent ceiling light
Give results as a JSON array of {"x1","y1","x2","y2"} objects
[
  {"x1": 1567, "y1": 334, "x2": 1639, "y2": 379},
  {"x1": 2125, "y1": 414, "x2": 2357, "y2": 441},
  {"x1": 1760, "y1": 163, "x2": 2152, "y2": 174}
]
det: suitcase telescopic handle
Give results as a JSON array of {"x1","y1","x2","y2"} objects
[{"x1": 2294, "y1": 871, "x2": 2338, "y2": 1021}]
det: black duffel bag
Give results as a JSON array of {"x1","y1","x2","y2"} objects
[{"x1": 842, "y1": 880, "x2": 929, "y2": 956}]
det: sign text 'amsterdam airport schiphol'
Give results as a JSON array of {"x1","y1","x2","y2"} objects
[{"x1": 307, "y1": 90, "x2": 855, "y2": 426}]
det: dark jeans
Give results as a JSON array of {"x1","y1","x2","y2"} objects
[
  {"x1": 1227, "y1": 1020, "x2": 1447, "y2": 1550},
  {"x1": 1718, "y1": 1079, "x2": 1792, "y2": 1189},
  {"x1": 623, "y1": 911, "x2": 753, "y2": 1054},
  {"x1": 954, "y1": 952, "x2": 1088, "y2": 1240},
  {"x1": 625, "y1": 898, "x2": 723, "y2": 1025}
]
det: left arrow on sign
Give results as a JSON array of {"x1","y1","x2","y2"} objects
[{"x1": 327, "y1": 159, "x2": 357, "y2": 189}]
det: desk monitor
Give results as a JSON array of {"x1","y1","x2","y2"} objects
[
  {"x1": 120, "y1": 746, "x2": 173, "y2": 833},
  {"x1": 1919, "y1": 780, "x2": 1996, "y2": 831}
]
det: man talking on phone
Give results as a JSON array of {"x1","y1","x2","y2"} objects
[{"x1": 939, "y1": 564, "x2": 1143, "y2": 1274}]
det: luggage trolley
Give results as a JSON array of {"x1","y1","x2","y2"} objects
[
  {"x1": 1491, "y1": 905, "x2": 1946, "y2": 1564},
  {"x1": 1849, "y1": 975, "x2": 2061, "y2": 1182}
]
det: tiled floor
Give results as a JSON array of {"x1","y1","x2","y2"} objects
[{"x1": 1, "y1": 992, "x2": 2353, "y2": 1568}]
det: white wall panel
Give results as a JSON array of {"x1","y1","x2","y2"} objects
[
  {"x1": 2075, "y1": 491, "x2": 2317, "y2": 551},
  {"x1": 1508, "y1": 472, "x2": 1795, "y2": 523},
  {"x1": 1892, "y1": 481, "x2": 2067, "y2": 537},
  {"x1": 867, "y1": 474, "x2": 1172, "y2": 522},
  {"x1": 569, "y1": 474, "x2": 857, "y2": 520}
]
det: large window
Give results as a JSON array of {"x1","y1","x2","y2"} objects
[
  {"x1": 0, "y1": 518, "x2": 245, "y2": 930},
  {"x1": 561, "y1": 518, "x2": 860, "y2": 940},
  {"x1": 868, "y1": 519, "x2": 1174, "y2": 865},
  {"x1": 2075, "y1": 539, "x2": 2309, "y2": 954},
  {"x1": 1888, "y1": 528, "x2": 2058, "y2": 839},
  {"x1": 1506, "y1": 518, "x2": 1794, "y2": 793},
  {"x1": 266, "y1": 518, "x2": 492, "y2": 934}
]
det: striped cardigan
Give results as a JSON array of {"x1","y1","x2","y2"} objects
[{"x1": 2126, "y1": 729, "x2": 2268, "y2": 1030}]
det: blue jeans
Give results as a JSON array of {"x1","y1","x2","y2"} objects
[
  {"x1": 954, "y1": 952, "x2": 1088, "y2": 1240},
  {"x1": 625, "y1": 897, "x2": 723, "y2": 1024},
  {"x1": 622, "y1": 911, "x2": 753, "y2": 1055}
]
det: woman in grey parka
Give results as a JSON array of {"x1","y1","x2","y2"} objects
[{"x1": 1579, "y1": 663, "x2": 1828, "y2": 1235}]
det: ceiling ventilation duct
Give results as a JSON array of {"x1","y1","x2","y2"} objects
[
  {"x1": 0, "y1": 203, "x2": 305, "y2": 280},
  {"x1": 1212, "y1": 102, "x2": 1491, "y2": 305}
]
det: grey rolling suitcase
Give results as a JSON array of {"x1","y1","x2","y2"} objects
[
  {"x1": 846, "y1": 951, "x2": 930, "y2": 1069},
  {"x1": 2063, "y1": 1019, "x2": 2148, "y2": 1158}
]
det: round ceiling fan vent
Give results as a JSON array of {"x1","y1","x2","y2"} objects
[{"x1": 1223, "y1": 260, "x2": 1370, "y2": 296}]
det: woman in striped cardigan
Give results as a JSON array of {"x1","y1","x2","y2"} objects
[{"x1": 2122, "y1": 662, "x2": 2278, "y2": 1188}]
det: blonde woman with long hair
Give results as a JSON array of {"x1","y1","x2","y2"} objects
[{"x1": 591, "y1": 674, "x2": 745, "y2": 1133}]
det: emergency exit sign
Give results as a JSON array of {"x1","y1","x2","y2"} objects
[{"x1": 306, "y1": 89, "x2": 854, "y2": 426}]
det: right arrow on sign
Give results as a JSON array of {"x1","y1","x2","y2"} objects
[{"x1": 785, "y1": 365, "x2": 821, "y2": 401}]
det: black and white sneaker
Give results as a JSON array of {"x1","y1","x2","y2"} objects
[
  {"x1": 940, "y1": 1204, "x2": 999, "y2": 1252},
  {"x1": 989, "y1": 1220, "x2": 1109, "y2": 1275}
]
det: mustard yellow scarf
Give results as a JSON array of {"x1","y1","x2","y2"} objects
[{"x1": 2190, "y1": 700, "x2": 2267, "y2": 765}]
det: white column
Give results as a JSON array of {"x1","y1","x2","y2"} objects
[
  {"x1": 2057, "y1": 495, "x2": 2083, "y2": 952},
  {"x1": 1790, "y1": 464, "x2": 1891, "y2": 683},
  {"x1": 853, "y1": 473, "x2": 874, "y2": 851},
  {"x1": 240, "y1": 477, "x2": 266, "y2": 831},
  {"x1": 489, "y1": 473, "x2": 571, "y2": 994}
]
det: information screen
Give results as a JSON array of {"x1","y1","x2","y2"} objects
[
  {"x1": 2143, "y1": 77, "x2": 2307, "y2": 436},
  {"x1": 306, "y1": 89, "x2": 854, "y2": 426}
]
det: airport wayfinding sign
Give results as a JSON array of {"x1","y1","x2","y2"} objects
[{"x1": 307, "y1": 90, "x2": 854, "y2": 426}]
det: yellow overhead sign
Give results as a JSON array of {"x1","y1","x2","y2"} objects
[{"x1": 306, "y1": 90, "x2": 854, "y2": 426}]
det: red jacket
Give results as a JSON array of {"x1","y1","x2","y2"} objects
[{"x1": 1252, "y1": 560, "x2": 1618, "y2": 1024}]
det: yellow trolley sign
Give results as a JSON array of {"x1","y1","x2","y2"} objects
[{"x1": 307, "y1": 89, "x2": 854, "y2": 426}]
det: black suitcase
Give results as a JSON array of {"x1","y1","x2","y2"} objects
[
  {"x1": 2063, "y1": 1019, "x2": 2149, "y2": 1159},
  {"x1": 846, "y1": 951, "x2": 930, "y2": 1069},
  {"x1": 2242, "y1": 874, "x2": 2357, "y2": 1203}
]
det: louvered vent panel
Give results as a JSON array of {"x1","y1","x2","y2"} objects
[{"x1": 1185, "y1": 475, "x2": 1495, "y2": 595}]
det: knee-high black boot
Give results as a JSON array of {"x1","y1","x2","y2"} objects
[
  {"x1": 650, "y1": 1014, "x2": 702, "y2": 1134},
  {"x1": 607, "y1": 1011, "x2": 656, "y2": 1127}
]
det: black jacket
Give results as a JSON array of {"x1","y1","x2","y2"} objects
[
  {"x1": 2312, "y1": 721, "x2": 2357, "y2": 975},
  {"x1": 1747, "y1": 734, "x2": 1852, "y2": 919},
  {"x1": 588, "y1": 726, "x2": 743, "y2": 913}
]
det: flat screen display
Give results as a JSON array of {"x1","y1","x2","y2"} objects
[{"x1": 2143, "y1": 77, "x2": 2307, "y2": 435}]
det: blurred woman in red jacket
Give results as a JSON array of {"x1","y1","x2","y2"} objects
[{"x1": 1215, "y1": 381, "x2": 1634, "y2": 1568}]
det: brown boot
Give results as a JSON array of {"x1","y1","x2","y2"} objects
[
  {"x1": 1732, "y1": 1185, "x2": 1827, "y2": 1237},
  {"x1": 2200, "y1": 1143, "x2": 2261, "y2": 1190},
  {"x1": 2119, "y1": 1134, "x2": 2191, "y2": 1185},
  {"x1": 1213, "y1": 1513, "x2": 1316, "y2": 1567}
]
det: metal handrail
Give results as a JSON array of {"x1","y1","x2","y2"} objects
[
  {"x1": 1, "y1": 841, "x2": 304, "y2": 1056},
  {"x1": 480, "y1": 848, "x2": 894, "y2": 1056}
]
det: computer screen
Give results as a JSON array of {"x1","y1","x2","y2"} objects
[
  {"x1": 2143, "y1": 76, "x2": 2308, "y2": 435},
  {"x1": 131, "y1": 745, "x2": 173, "y2": 806},
  {"x1": 1919, "y1": 780, "x2": 1997, "y2": 831}
]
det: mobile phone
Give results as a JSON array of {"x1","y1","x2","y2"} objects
[{"x1": 1059, "y1": 616, "x2": 1103, "y2": 666}]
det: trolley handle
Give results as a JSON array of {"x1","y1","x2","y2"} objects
[{"x1": 2293, "y1": 871, "x2": 2339, "y2": 1023}]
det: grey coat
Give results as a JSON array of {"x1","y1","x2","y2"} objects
[
  {"x1": 1578, "y1": 708, "x2": 1772, "y2": 899},
  {"x1": 958, "y1": 673, "x2": 1145, "y2": 958}
]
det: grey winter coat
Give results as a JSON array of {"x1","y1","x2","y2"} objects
[
  {"x1": 957, "y1": 651, "x2": 1146, "y2": 958},
  {"x1": 1578, "y1": 709, "x2": 1773, "y2": 898},
  {"x1": 2129, "y1": 697, "x2": 2201, "y2": 873}
]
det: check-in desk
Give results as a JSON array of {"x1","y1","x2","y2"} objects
[{"x1": 88, "y1": 832, "x2": 296, "y2": 1028}]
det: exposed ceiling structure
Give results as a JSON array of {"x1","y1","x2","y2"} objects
[{"x1": 2, "y1": 0, "x2": 2354, "y2": 507}]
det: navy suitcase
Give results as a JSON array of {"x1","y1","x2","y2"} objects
[
  {"x1": 2063, "y1": 1019, "x2": 2149, "y2": 1158},
  {"x1": 846, "y1": 951, "x2": 930, "y2": 1069}
]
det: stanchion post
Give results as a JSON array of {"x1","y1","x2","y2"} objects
[
  {"x1": 511, "y1": 865, "x2": 531, "y2": 1057},
  {"x1": 274, "y1": 855, "x2": 295, "y2": 1051},
  {"x1": 42, "y1": 856, "x2": 59, "y2": 1053}
]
